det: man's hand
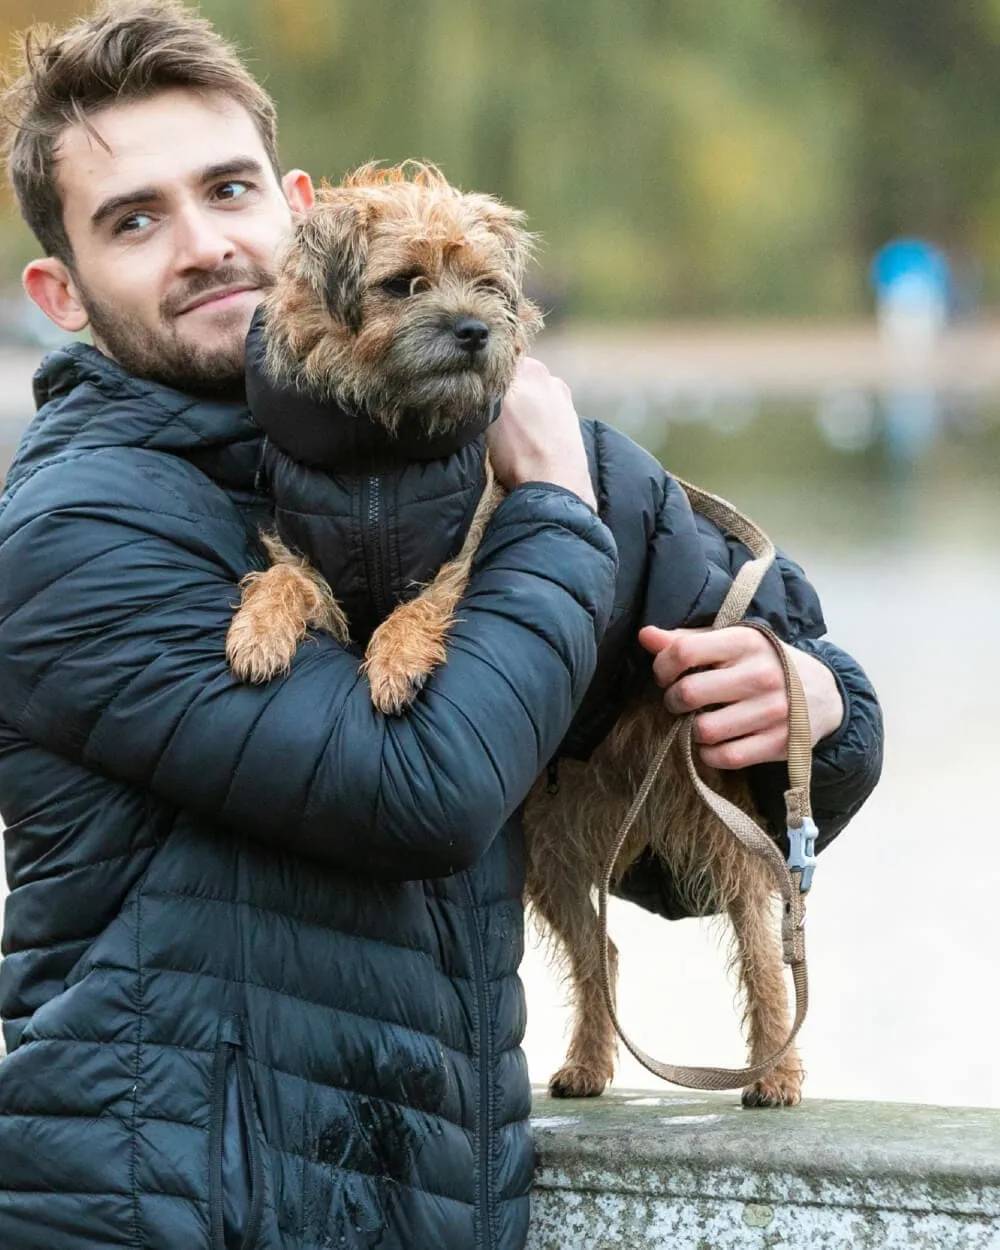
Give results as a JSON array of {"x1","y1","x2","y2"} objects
[
  {"x1": 487, "y1": 358, "x2": 597, "y2": 510},
  {"x1": 638, "y1": 625, "x2": 845, "y2": 770}
]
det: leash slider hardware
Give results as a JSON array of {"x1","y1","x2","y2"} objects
[{"x1": 786, "y1": 816, "x2": 818, "y2": 892}]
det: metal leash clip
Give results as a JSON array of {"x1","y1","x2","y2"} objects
[{"x1": 786, "y1": 816, "x2": 818, "y2": 892}]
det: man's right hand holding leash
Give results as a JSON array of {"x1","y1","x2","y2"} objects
[{"x1": 639, "y1": 625, "x2": 845, "y2": 769}]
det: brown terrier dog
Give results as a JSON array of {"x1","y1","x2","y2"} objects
[{"x1": 227, "y1": 164, "x2": 803, "y2": 1109}]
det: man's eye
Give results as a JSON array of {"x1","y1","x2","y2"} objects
[
  {"x1": 113, "y1": 212, "x2": 152, "y2": 236},
  {"x1": 380, "y1": 274, "x2": 420, "y2": 298},
  {"x1": 215, "y1": 181, "x2": 251, "y2": 201}
]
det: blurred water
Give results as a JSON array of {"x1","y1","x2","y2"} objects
[{"x1": 1, "y1": 349, "x2": 999, "y2": 1108}]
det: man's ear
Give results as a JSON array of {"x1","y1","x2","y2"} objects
[
  {"x1": 22, "y1": 258, "x2": 89, "y2": 333},
  {"x1": 282, "y1": 168, "x2": 315, "y2": 216}
]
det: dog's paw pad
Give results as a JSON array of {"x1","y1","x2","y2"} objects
[
  {"x1": 741, "y1": 1072, "x2": 803, "y2": 1109},
  {"x1": 548, "y1": 1063, "x2": 610, "y2": 1099}
]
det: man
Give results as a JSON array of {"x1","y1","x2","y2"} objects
[{"x1": 0, "y1": 3, "x2": 882, "y2": 1248}]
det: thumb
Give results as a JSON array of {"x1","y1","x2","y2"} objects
[{"x1": 638, "y1": 625, "x2": 674, "y2": 655}]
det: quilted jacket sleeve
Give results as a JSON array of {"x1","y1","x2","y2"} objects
[{"x1": 0, "y1": 449, "x2": 617, "y2": 880}]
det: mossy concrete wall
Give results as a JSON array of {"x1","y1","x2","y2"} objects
[{"x1": 528, "y1": 1089, "x2": 1000, "y2": 1248}]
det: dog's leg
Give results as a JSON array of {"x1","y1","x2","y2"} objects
[
  {"x1": 227, "y1": 532, "x2": 350, "y2": 683},
  {"x1": 726, "y1": 859, "x2": 804, "y2": 1108},
  {"x1": 363, "y1": 468, "x2": 505, "y2": 714},
  {"x1": 528, "y1": 867, "x2": 619, "y2": 1099}
]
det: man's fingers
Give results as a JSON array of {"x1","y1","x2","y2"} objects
[
  {"x1": 691, "y1": 693, "x2": 788, "y2": 746},
  {"x1": 662, "y1": 658, "x2": 785, "y2": 715},
  {"x1": 643, "y1": 625, "x2": 765, "y2": 688},
  {"x1": 699, "y1": 725, "x2": 789, "y2": 770},
  {"x1": 637, "y1": 625, "x2": 672, "y2": 655}
]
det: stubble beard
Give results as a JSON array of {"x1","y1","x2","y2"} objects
[{"x1": 77, "y1": 262, "x2": 275, "y2": 399}]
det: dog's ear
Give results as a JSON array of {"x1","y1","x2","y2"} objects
[
  {"x1": 476, "y1": 198, "x2": 535, "y2": 288},
  {"x1": 293, "y1": 196, "x2": 370, "y2": 334},
  {"x1": 473, "y1": 197, "x2": 543, "y2": 337}
]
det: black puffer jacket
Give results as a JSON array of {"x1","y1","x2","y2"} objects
[
  {"x1": 0, "y1": 341, "x2": 882, "y2": 1250},
  {"x1": 0, "y1": 344, "x2": 619, "y2": 1250}
]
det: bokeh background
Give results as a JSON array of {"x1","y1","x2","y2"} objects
[{"x1": 1, "y1": 0, "x2": 999, "y2": 1107}]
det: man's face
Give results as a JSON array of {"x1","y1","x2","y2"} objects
[{"x1": 53, "y1": 89, "x2": 296, "y2": 395}]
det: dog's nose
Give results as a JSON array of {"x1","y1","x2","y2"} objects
[{"x1": 453, "y1": 317, "x2": 490, "y2": 353}]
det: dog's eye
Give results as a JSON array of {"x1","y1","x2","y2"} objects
[
  {"x1": 381, "y1": 274, "x2": 420, "y2": 298},
  {"x1": 477, "y1": 278, "x2": 508, "y2": 295}
]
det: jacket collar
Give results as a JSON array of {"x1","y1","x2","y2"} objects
[
  {"x1": 13, "y1": 341, "x2": 259, "y2": 485},
  {"x1": 244, "y1": 312, "x2": 499, "y2": 474},
  {"x1": 9, "y1": 342, "x2": 261, "y2": 493}
]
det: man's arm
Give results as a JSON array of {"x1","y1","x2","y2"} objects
[
  {"x1": 0, "y1": 362, "x2": 614, "y2": 881},
  {"x1": 0, "y1": 471, "x2": 614, "y2": 880}
]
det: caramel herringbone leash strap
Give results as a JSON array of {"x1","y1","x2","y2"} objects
[{"x1": 596, "y1": 477, "x2": 817, "y2": 1091}]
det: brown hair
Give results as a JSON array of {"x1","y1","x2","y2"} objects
[{"x1": 1, "y1": 0, "x2": 281, "y2": 265}]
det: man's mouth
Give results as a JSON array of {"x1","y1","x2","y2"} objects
[{"x1": 175, "y1": 284, "x2": 258, "y2": 315}]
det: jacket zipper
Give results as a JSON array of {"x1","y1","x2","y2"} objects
[
  {"x1": 232, "y1": 1043, "x2": 266, "y2": 1249},
  {"x1": 463, "y1": 876, "x2": 493, "y2": 1249},
  {"x1": 362, "y1": 475, "x2": 392, "y2": 624},
  {"x1": 209, "y1": 1016, "x2": 266, "y2": 1250}
]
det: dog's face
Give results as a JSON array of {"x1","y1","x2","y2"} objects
[{"x1": 262, "y1": 163, "x2": 544, "y2": 434}]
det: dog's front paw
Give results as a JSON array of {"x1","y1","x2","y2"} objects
[
  {"x1": 548, "y1": 1062, "x2": 612, "y2": 1100},
  {"x1": 362, "y1": 603, "x2": 449, "y2": 715},
  {"x1": 227, "y1": 563, "x2": 349, "y2": 684},
  {"x1": 366, "y1": 665, "x2": 429, "y2": 716},
  {"x1": 226, "y1": 607, "x2": 300, "y2": 684},
  {"x1": 742, "y1": 1062, "x2": 803, "y2": 1109}
]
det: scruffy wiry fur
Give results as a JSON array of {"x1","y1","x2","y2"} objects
[
  {"x1": 227, "y1": 165, "x2": 803, "y2": 1109},
  {"x1": 261, "y1": 162, "x2": 542, "y2": 435}
]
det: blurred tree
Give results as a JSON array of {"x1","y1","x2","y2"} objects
[
  {"x1": 1, "y1": 0, "x2": 78, "y2": 42},
  {"x1": 0, "y1": 0, "x2": 997, "y2": 317},
  {"x1": 795, "y1": 0, "x2": 1000, "y2": 304}
]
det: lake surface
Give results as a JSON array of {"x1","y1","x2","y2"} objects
[{"x1": 1, "y1": 343, "x2": 998, "y2": 1108}]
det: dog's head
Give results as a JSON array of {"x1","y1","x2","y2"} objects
[{"x1": 261, "y1": 163, "x2": 544, "y2": 434}]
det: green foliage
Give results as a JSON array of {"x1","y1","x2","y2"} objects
[{"x1": 2, "y1": 0, "x2": 998, "y2": 318}]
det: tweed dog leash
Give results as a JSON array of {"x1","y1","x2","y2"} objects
[{"x1": 597, "y1": 478, "x2": 817, "y2": 1092}]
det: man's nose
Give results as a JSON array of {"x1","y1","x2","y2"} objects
[{"x1": 173, "y1": 207, "x2": 235, "y2": 271}]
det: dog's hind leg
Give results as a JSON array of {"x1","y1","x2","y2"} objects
[
  {"x1": 528, "y1": 867, "x2": 619, "y2": 1099},
  {"x1": 726, "y1": 858, "x2": 804, "y2": 1108}
]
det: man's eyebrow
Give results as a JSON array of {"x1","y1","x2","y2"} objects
[
  {"x1": 90, "y1": 186, "x2": 160, "y2": 230},
  {"x1": 199, "y1": 157, "x2": 265, "y2": 183},
  {"x1": 90, "y1": 158, "x2": 266, "y2": 230}
]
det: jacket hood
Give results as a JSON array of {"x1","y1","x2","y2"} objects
[{"x1": 7, "y1": 342, "x2": 261, "y2": 492}]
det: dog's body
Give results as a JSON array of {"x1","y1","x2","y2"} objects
[{"x1": 228, "y1": 165, "x2": 803, "y2": 1108}]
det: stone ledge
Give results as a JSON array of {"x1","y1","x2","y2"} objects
[{"x1": 527, "y1": 1089, "x2": 1000, "y2": 1249}]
